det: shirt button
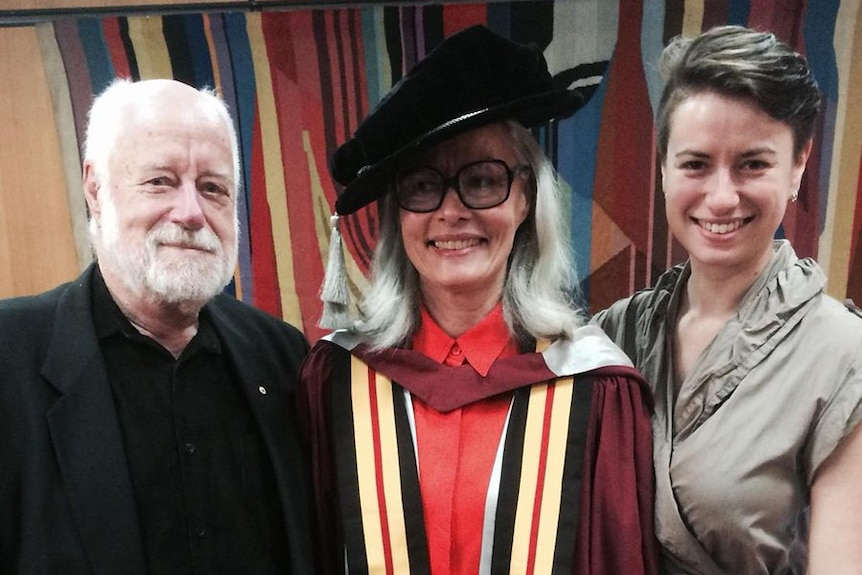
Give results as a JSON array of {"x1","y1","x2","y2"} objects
[
  {"x1": 195, "y1": 527, "x2": 207, "y2": 538},
  {"x1": 258, "y1": 386, "x2": 267, "y2": 395},
  {"x1": 183, "y1": 442, "x2": 196, "y2": 455},
  {"x1": 451, "y1": 344, "x2": 462, "y2": 356}
]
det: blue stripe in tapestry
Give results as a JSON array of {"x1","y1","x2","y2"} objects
[
  {"x1": 487, "y1": 2, "x2": 512, "y2": 36},
  {"x1": 727, "y1": 0, "x2": 750, "y2": 26},
  {"x1": 559, "y1": 77, "x2": 606, "y2": 300},
  {"x1": 804, "y1": 0, "x2": 840, "y2": 233},
  {"x1": 183, "y1": 14, "x2": 216, "y2": 90},
  {"x1": 222, "y1": 12, "x2": 257, "y2": 303},
  {"x1": 360, "y1": 8, "x2": 385, "y2": 110},
  {"x1": 78, "y1": 18, "x2": 114, "y2": 95}
]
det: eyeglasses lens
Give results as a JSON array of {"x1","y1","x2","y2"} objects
[
  {"x1": 458, "y1": 162, "x2": 509, "y2": 208},
  {"x1": 395, "y1": 168, "x2": 443, "y2": 212},
  {"x1": 394, "y1": 160, "x2": 511, "y2": 212}
]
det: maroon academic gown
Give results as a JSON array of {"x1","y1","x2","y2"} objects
[{"x1": 297, "y1": 325, "x2": 658, "y2": 575}]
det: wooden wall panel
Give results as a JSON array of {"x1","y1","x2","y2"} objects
[{"x1": 0, "y1": 26, "x2": 80, "y2": 298}]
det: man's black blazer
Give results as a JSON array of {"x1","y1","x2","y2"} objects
[{"x1": 0, "y1": 264, "x2": 315, "y2": 574}]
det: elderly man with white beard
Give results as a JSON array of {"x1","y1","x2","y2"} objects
[{"x1": 0, "y1": 79, "x2": 316, "y2": 575}]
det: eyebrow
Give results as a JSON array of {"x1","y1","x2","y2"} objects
[
  {"x1": 143, "y1": 164, "x2": 233, "y2": 179},
  {"x1": 198, "y1": 169, "x2": 233, "y2": 182},
  {"x1": 739, "y1": 147, "x2": 777, "y2": 157},
  {"x1": 673, "y1": 146, "x2": 778, "y2": 159}
]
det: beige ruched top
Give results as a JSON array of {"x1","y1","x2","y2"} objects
[{"x1": 593, "y1": 241, "x2": 862, "y2": 574}]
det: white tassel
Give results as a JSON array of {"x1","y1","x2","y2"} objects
[{"x1": 319, "y1": 214, "x2": 352, "y2": 329}]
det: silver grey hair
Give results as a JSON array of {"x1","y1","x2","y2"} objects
[
  {"x1": 352, "y1": 120, "x2": 586, "y2": 350},
  {"x1": 656, "y1": 25, "x2": 820, "y2": 161},
  {"x1": 82, "y1": 78, "x2": 242, "y2": 195}
]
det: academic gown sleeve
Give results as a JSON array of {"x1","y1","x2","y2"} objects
[
  {"x1": 296, "y1": 341, "x2": 344, "y2": 575},
  {"x1": 575, "y1": 371, "x2": 659, "y2": 575}
]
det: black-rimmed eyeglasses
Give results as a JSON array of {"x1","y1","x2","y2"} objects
[{"x1": 393, "y1": 159, "x2": 532, "y2": 213}]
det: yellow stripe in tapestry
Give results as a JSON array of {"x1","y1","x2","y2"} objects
[
  {"x1": 245, "y1": 14, "x2": 303, "y2": 327},
  {"x1": 822, "y1": 0, "x2": 862, "y2": 299},
  {"x1": 127, "y1": 16, "x2": 173, "y2": 79}
]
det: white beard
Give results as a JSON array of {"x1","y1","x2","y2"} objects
[{"x1": 92, "y1": 191, "x2": 238, "y2": 307}]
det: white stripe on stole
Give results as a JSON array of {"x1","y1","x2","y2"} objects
[
  {"x1": 403, "y1": 388, "x2": 420, "y2": 473},
  {"x1": 479, "y1": 400, "x2": 515, "y2": 575}
]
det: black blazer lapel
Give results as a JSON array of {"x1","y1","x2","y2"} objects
[
  {"x1": 41, "y1": 270, "x2": 147, "y2": 575},
  {"x1": 207, "y1": 298, "x2": 315, "y2": 573}
]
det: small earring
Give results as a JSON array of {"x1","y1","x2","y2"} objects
[{"x1": 790, "y1": 192, "x2": 798, "y2": 203}]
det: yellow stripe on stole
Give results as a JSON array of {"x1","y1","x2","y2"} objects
[
  {"x1": 509, "y1": 377, "x2": 575, "y2": 574},
  {"x1": 350, "y1": 357, "x2": 411, "y2": 574}
]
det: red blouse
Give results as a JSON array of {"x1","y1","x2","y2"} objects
[{"x1": 411, "y1": 304, "x2": 519, "y2": 575}]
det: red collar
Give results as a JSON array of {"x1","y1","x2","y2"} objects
[{"x1": 412, "y1": 304, "x2": 516, "y2": 376}]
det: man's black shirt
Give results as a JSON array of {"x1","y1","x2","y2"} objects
[{"x1": 92, "y1": 271, "x2": 289, "y2": 574}]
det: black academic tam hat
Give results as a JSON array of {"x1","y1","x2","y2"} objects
[{"x1": 330, "y1": 25, "x2": 587, "y2": 215}]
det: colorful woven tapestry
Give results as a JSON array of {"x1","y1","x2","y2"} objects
[{"x1": 35, "y1": 0, "x2": 862, "y2": 341}]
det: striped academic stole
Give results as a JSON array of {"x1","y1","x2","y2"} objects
[{"x1": 329, "y1": 350, "x2": 594, "y2": 575}]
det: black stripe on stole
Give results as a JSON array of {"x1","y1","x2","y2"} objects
[
  {"x1": 392, "y1": 383, "x2": 431, "y2": 575},
  {"x1": 491, "y1": 378, "x2": 595, "y2": 573},
  {"x1": 330, "y1": 349, "x2": 368, "y2": 572},
  {"x1": 491, "y1": 386, "x2": 530, "y2": 572},
  {"x1": 552, "y1": 378, "x2": 594, "y2": 572}
]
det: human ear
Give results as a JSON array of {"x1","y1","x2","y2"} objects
[
  {"x1": 790, "y1": 139, "x2": 814, "y2": 193},
  {"x1": 82, "y1": 161, "x2": 102, "y2": 219}
]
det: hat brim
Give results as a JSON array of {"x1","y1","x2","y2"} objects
[{"x1": 334, "y1": 88, "x2": 585, "y2": 215}]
